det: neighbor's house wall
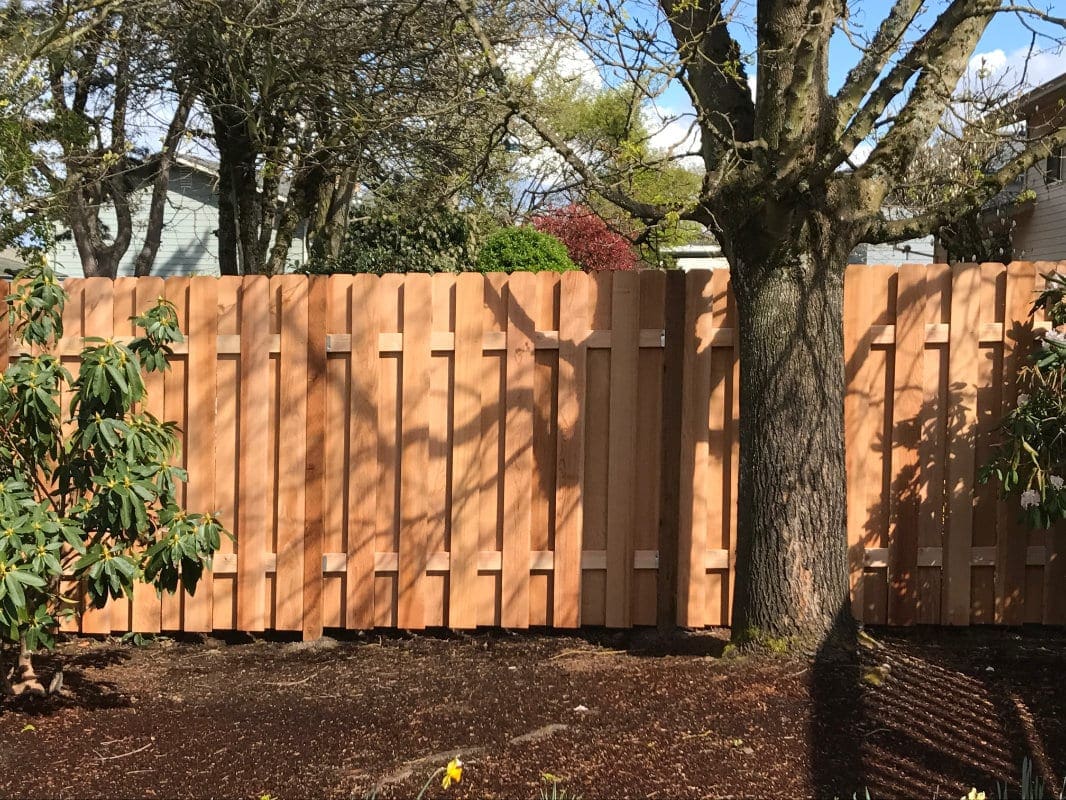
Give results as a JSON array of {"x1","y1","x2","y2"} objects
[
  {"x1": 1013, "y1": 87, "x2": 1066, "y2": 262},
  {"x1": 51, "y1": 165, "x2": 308, "y2": 278},
  {"x1": 848, "y1": 238, "x2": 935, "y2": 266}
]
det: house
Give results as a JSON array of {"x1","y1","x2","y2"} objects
[
  {"x1": 665, "y1": 228, "x2": 934, "y2": 271},
  {"x1": 1008, "y1": 73, "x2": 1066, "y2": 261},
  {"x1": 847, "y1": 237, "x2": 934, "y2": 266},
  {"x1": 49, "y1": 155, "x2": 310, "y2": 279}
]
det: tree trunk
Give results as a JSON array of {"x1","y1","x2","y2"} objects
[
  {"x1": 134, "y1": 85, "x2": 196, "y2": 277},
  {"x1": 265, "y1": 198, "x2": 301, "y2": 275},
  {"x1": 216, "y1": 163, "x2": 240, "y2": 276},
  {"x1": 234, "y1": 159, "x2": 264, "y2": 275},
  {"x1": 6, "y1": 636, "x2": 44, "y2": 696},
  {"x1": 729, "y1": 245, "x2": 854, "y2": 648}
]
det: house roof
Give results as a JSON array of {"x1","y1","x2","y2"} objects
[
  {"x1": 1016, "y1": 72, "x2": 1066, "y2": 115},
  {"x1": 0, "y1": 249, "x2": 25, "y2": 275},
  {"x1": 174, "y1": 153, "x2": 220, "y2": 177}
]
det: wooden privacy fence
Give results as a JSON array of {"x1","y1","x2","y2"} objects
[{"x1": 15, "y1": 264, "x2": 1065, "y2": 638}]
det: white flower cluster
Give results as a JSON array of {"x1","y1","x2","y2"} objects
[
  {"x1": 1021, "y1": 489, "x2": 1041, "y2": 509},
  {"x1": 1051, "y1": 475, "x2": 1064, "y2": 490},
  {"x1": 1017, "y1": 393, "x2": 1030, "y2": 406},
  {"x1": 1044, "y1": 329, "x2": 1066, "y2": 349}
]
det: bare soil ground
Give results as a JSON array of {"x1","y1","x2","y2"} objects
[{"x1": 0, "y1": 627, "x2": 1063, "y2": 799}]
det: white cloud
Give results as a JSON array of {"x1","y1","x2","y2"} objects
[
  {"x1": 502, "y1": 38, "x2": 603, "y2": 97},
  {"x1": 967, "y1": 45, "x2": 1066, "y2": 93},
  {"x1": 645, "y1": 102, "x2": 701, "y2": 161}
]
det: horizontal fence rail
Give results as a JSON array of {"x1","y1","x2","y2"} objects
[{"x1": 5, "y1": 263, "x2": 1061, "y2": 637}]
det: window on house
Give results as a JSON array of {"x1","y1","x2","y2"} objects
[{"x1": 1047, "y1": 145, "x2": 1063, "y2": 183}]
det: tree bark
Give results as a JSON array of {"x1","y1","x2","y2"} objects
[
  {"x1": 133, "y1": 86, "x2": 196, "y2": 277},
  {"x1": 216, "y1": 162, "x2": 240, "y2": 276},
  {"x1": 728, "y1": 242, "x2": 854, "y2": 648}
]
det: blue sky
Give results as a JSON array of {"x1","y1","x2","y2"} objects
[{"x1": 646, "y1": 3, "x2": 1066, "y2": 154}]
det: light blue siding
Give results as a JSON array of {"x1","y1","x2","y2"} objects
[{"x1": 50, "y1": 166, "x2": 307, "y2": 278}]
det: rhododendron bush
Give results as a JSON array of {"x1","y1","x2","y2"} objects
[
  {"x1": 531, "y1": 205, "x2": 638, "y2": 272},
  {"x1": 982, "y1": 272, "x2": 1066, "y2": 529}
]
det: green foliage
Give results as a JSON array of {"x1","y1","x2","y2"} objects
[
  {"x1": 539, "y1": 83, "x2": 703, "y2": 259},
  {"x1": 302, "y1": 206, "x2": 475, "y2": 275},
  {"x1": 981, "y1": 272, "x2": 1066, "y2": 530},
  {"x1": 475, "y1": 227, "x2": 577, "y2": 273},
  {"x1": 0, "y1": 263, "x2": 225, "y2": 649}
]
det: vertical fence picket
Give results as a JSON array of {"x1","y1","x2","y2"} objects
[
  {"x1": 162, "y1": 277, "x2": 191, "y2": 630},
  {"x1": 944, "y1": 263, "x2": 982, "y2": 625},
  {"x1": 605, "y1": 271, "x2": 639, "y2": 628},
  {"x1": 996, "y1": 263, "x2": 1037, "y2": 624},
  {"x1": 530, "y1": 272, "x2": 558, "y2": 626},
  {"x1": 677, "y1": 270, "x2": 713, "y2": 627},
  {"x1": 449, "y1": 274, "x2": 483, "y2": 629},
  {"x1": 706, "y1": 270, "x2": 731, "y2": 625},
  {"x1": 634, "y1": 270, "x2": 665, "y2": 626},
  {"x1": 657, "y1": 271, "x2": 685, "y2": 629},
  {"x1": 237, "y1": 276, "x2": 269, "y2": 632},
  {"x1": 109, "y1": 277, "x2": 138, "y2": 633},
  {"x1": 346, "y1": 274, "x2": 379, "y2": 630},
  {"x1": 502, "y1": 272, "x2": 536, "y2": 628},
  {"x1": 844, "y1": 265, "x2": 874, "y2": 621},
  {"x1": 213, "y1": 278, "x2": 240, "y2": 630},
  {"x1": 80, "y1": 279, "x2": 114, "y2": 634},
  {"x1": 184, "y1": 278, "x2": 218, "y2": 632},
  {"x1": 274, "y1": 276, "x2": 308, "y2": 631},
  {"x1": 427, "y1": 274, "x2": 454, "y2": 626},
  {"x1": 302, "y1": 277, "x2": 328, "y2": 640},
  {"x1": 323, "y1": 276, "x2": 352, "y2": 628},
  {"x1": 887, "y1": 264, "x2": 926, "y2": 625},
  {"x1": 130, "y1": 279, "x2": 165, "y2": 633},
  {"x1": 398, "y1": 274, "x2": 431, "y2": 629},
  {"x1": 554, "y1": 272, "x2": 588, "y2": 628}
]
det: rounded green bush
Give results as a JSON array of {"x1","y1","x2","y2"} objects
[
  {"x1": 301, "y1": 206, "x2": 474, "y2": 275},
  {"x1": 475, "y1": 226, "x2": 577, "y2": 273}
]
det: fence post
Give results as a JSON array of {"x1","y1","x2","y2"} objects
[
  {"x1": 302, "y1": 276, "x2": 328, "y2": 640},
  {"x1": 656, "y1": 270, "x2": 685, "y2": 632}
]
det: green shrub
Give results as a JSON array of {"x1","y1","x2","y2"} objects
[
  {"x1": 0, "y1": 261, "x2": 225, "y2": 694},
  {"x1": 303, "y1": 206, "x2": 474, "y2": 275},
  {"x1": 475, "y1": 226, "x2": 577, "y2": 273},
  {"x1": 981, "y1": 271, "x2": 1066, "y2": 529}
]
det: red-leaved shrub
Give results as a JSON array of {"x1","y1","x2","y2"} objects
[{"x1": 531, "y1": 205, "x2": 639, "y2": 271}]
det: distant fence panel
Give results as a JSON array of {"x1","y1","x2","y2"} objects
[{"x1": 20, "y1": 263, "x2": 1064, "y2": 635}]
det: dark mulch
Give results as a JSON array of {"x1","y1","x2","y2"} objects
[{"x1": 0, "y1": 626, "x2": 1063, "y2": 799}]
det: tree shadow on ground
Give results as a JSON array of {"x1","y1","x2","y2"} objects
[{"x1": 809, "y1": 625, "x2": 1066, "y2": 798}]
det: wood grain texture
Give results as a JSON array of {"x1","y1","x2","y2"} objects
[
  {"x1": 302, "y1": 277, "x2": 329, "y2": 639},
  {"x1": 888, "y1": 265, "x2": 926, "y2": 625},
  {"x1": 275, "y1": 276, "x2": 308, "y2": 631},
  {"x1": 554, "y1": 272, "x2": 588, "y2": 629},
  {"x1": 844, "y1": 265, "x2": 874, "y2": 620},
  {"x1": 81, "y1": 279, "x2": 115, "y2": 634},
  {"x1": 944, "y1": 263, "x2": 981, "y2": 625},
  {"x1": 347, "y1": 275, "x2": 379, "y2": 629},
  {"x1": 677, "y1": 270, "x2": 713, "y2": 627},
  {"x1": 502, "y1": 272, "x2": 536, "y2": 628},
  {"x1": 398, "y1": 275, "x2": 431, "y2": 629},
  {"x1": 450, "y1": 273, "x2": 484, "y2": 629},
  {"x1": 237, "y1": 276, "x2": 270, "y2": 632},
  {"x1": 605, "y1": 271, "x2": 639, "y2": 628},
  {"x1": 183, "y1": 278, "x2": 218, "y2": 632},
  {"x1": 995, "y1": 264, "x2": 1035, "y2": 624}
]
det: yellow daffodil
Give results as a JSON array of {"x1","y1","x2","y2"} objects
[
  {"x1": 964, "y1": 790, "x2": 986, "y2": 800},
  {"x1": 442, "y1": 756, "x2": 463, "y2": 789}
]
